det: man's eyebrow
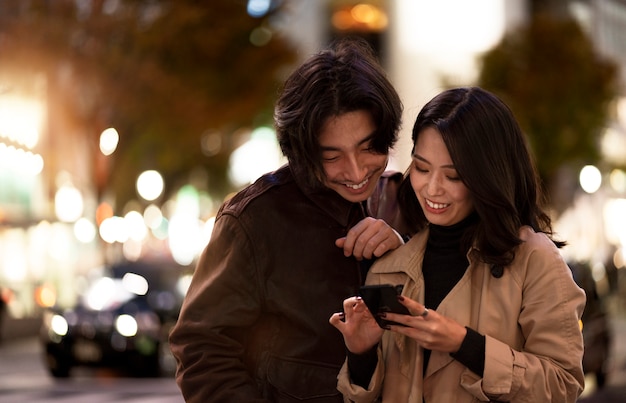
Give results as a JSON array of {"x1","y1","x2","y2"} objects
[
  {"x1": 320, "y1": 132, "x2": 376, "y2": 152},
  {"x1": 412, "y1": 153, "x2": 455, "y2": 169}
]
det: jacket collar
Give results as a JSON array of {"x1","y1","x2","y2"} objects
[{"x1": 368, "y1": 229, "x2": 430, "y2": 283}]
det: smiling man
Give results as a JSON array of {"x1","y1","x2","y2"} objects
[{"x1": 168, "y1": 38, "x2": 410, "y2": 403}]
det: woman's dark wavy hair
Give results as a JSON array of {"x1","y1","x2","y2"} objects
[
  {"x1": 398, "y1": 87, "x2": 564, "y2": 268},
  {"x1": 274, "y1": 37, "x2": 402, "y2": 189}
]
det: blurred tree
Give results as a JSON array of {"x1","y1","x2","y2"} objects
[
  {"x1": 477, "y1": 13, "x2": 618, "y2": 211},
  {"x1": 0, "y1": 0, "x2": 297, "y2": 210}
]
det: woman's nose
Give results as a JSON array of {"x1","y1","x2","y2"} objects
[{"x1": 427, "y1": 174, "x2": 444, "y2": 195}]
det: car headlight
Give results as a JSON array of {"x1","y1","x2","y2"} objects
[
  {"x1": 50, "y1": 314, "x2": 69, "y2": 337},
  {"x1": 115, "y1": 314, "x2": 138, "y2": 337}
]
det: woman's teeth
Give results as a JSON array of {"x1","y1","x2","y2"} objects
[
  {"x1": 426, "y1": 199, "x2": 449, "y2": 209},
  {"x1": 346, "y1": 178, "x2": 368, "y2": 190}
]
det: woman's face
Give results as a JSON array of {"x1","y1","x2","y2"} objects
[
  {"x1": 409, "y1": 127, "x2": 474, "y2": 226},
  {"x1": 318, "y1": 110, "x2": 389, "y2": 203}
]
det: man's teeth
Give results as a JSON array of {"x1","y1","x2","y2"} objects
[
  {"x1": 426, "y1": 199, "x2": 449, "y2": 209},
  {"x1": 346, "y1": 178, "x2": 368, "y2": 190}
]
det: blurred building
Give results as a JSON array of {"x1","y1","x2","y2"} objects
[
  {"x1": 555, "y1": 0, "x2": 626, "y2": 305},
  {"x1": 302, "y1": 1, "x2": 626, "y2": 297},
  {"x1": 0, "y1": 70, "x2": 102, "y2": 322},
  {"x1": 281, "y1": 0, "x2": 526, "y2": 170},
  {"x1": 1, "y1": 0, "x2": 625, "y2": 326},
  {"x1": 583, "y1": 0, "x2": 626, "y2": 86}
]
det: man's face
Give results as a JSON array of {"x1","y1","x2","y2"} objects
[{"x1": 318, "y1": 110, "x2": 389, "y2": 203}]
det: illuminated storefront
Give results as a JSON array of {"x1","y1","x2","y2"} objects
[{"x1": 0, "y1": 75, "x2": 101, "y2": 319}]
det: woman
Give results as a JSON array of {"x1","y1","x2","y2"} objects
[{"x1": 329, "y1": 87, "x2": 586, "y2": 402}]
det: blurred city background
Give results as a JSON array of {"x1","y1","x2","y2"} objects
[{"x1": 0, "y1": 0, "x2": 625, "y2": 401}]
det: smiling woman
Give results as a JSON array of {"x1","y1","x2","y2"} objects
[
  {"x1": 409, "y1": 127, "x2": 473, "y2": 227},
  {"x1": 331, "y1": 87, "x2": 586, "y2": 403}
]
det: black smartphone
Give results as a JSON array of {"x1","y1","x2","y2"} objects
[{"x1": 358, "y1": 284, "x2": 410, "y2": 328}]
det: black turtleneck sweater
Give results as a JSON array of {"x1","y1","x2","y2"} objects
[
  {"x1": 423, "y1": 218, "x2": 471, "y2": 310},
  {"x1": 422, "y1": 215, "x2": 485, "y2": 376},
  {"x1": 348, "y1": 214, "x2": 486, "y2": 388}
]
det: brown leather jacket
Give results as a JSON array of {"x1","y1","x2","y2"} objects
[{"x1": 169, "y1": 164, "x2": 408, "y2": 402}]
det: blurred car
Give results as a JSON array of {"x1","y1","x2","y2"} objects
[
  {"x1": 40, "y1": 258, "x2": 193, "y2": 378},
  {"x1": 569, "y1": 261, "x2": 611, "y2": 388}
]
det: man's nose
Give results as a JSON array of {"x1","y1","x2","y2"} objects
[{"x1": 344, "y1": 154, "x2": 367, "y2": 181}]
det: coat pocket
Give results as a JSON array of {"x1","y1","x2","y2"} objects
[{"x1": 266, "y1": 355, "x2": 343, "y2": 402}]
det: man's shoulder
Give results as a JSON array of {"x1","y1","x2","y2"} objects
[
  {"x1": 218, "y1": 165, "x2": 295, "y2": 217},
  {"x1": 380, "y1": 170, "x2": 403, "y2": 180},
  {"x1": 375, "y1": 170, "x2": 404, "y2": 193}
]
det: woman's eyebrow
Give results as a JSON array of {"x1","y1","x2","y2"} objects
[{"x1": 412, "y1": 153, "x2": 455, "y2": 169}]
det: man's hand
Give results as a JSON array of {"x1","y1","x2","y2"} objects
[
  {"x1": 335, "y1": 217, "x2": 404, "y2": 260},
  {"x1": 329, "y1": 296, "x2": 384, "y2": 354}
]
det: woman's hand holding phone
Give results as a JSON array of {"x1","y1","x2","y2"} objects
[{"x1": 358, "y1": 284, "x2": 411, "y2": 328}]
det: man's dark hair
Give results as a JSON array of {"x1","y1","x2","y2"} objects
[{"x1": 274, "y1": 37, "x2": 402, "y2": 189}]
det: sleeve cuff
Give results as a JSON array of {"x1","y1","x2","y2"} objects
[
  {"x1": 450, "y1": 326, "x2": 485, "y2": 376},
  {"x1": 347, "y1": 344, "x2": 379, "y2": 388}
]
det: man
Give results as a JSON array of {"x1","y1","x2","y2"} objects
[{"x1": 169, "y1": 37, "x2": 408, "y2": 402}]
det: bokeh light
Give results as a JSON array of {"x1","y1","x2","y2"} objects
[
  {"x1": 99, "y1": 127, "x2": 119, "y2": 156},
  {"x1": 136, "y1": 170, "x2": 164, "y2": 202},
  {"x1": 228, "y1": 126, "x2": 285, "y2": 187},
  {"x1": 579, "y1": 165, "x2": 602, "y2": 194},
  {"x1": 73, "y1": 217, "x2": 97, "y2": 243},
  {"x1": 0, "y1": 95, "x2": 42, "y2": 149},
  {"x1": 609, "y1": 169, "x2": 626, "y2": 193},
  {"x1": 55, "y1": 184, "x2": 84, "y2": 223},
  {"x1": 247, "y1": 0, "x2": 271, "y2": 18},
  {"x1": 124, "y1": 210, "x2": 148, "y2": 242},
  {"x1": 397, "y1": 0, "x2": 504, "y2": 53},
  {"x1": 122, "y1": 272, "x2": 149, "y2": 296},
  {"x1": 604, "y1": 198, "x2": 626, "y2": 247}
]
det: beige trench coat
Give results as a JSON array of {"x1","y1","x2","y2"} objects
[{"x1": 337, "y1": 226, "x2": 586, "y2": 403}]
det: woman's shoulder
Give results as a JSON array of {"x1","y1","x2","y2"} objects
[
  {"x1": 369, "y1": 229, "x2": 429, "y2": 277},
  {"x1": 511, "y1": 226, "x2": 569, "y2": 278},
  {"x1": 517, "y1": 226, "x2": 560, "y2": 252}
]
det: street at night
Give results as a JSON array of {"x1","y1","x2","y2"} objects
[
  {"x1": 2, "y1": 311, "x2": 626, "y2": 402},
  {"x1": 1, "y1": 1, "x2": 626, "y2": 402}
]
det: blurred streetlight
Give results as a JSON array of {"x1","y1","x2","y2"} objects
[
  {"x1": 228, "y1": 126, "x2": 285, "y2": 187},
  {"x1": 580, "y1": 165, "x2": 602, "y2": 194},
  {"x1": 54, "y1": 183, "x2": 84, "y2": 223},
  {"x1": 99, "y1": 127, "x2": 119, "y2": 156},
  {"x1": 143, "y1": 204, "x2": 164, "y2": 230},
  {"x1": 124, "y1": 210, "x2": 148, "y2": 242},
  {"x1": 604, "y1": 199, "x2": 626, "y2": 238},
  {"x1": 247, "y1": 0, "x2": 272, "y2": 18},
  {"x1": 331, "y1": 3, "x2": 388, "y2": 32},
  {"x1": 609, "y1": 169, "x2": 626, "y2": 193},
  {"x1": 73, "y1": 217, "x2": 97, "y2": 244},
  {"x1": 136, "y1": 170, "x2": 164, "y2": 202},
  {"x1": 396, "y1": 0, "x2": 504, "y2": 54},
  {"x1": 0, "y1": 95, "x2": 42, "y2": 149}
]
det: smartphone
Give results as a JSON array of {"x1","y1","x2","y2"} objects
[{"x1": 358, "y1": 284, "x2": 410, "y2": 328}]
